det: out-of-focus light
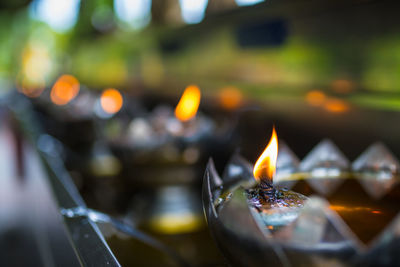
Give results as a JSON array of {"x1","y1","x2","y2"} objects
[
  {"x1": 17, "y1": 76, "x2": 45, "y2": 98},
  {"x1": 235, "y1": 0, "x2": 264, "y2": 6},
  {"x1": 331, "y1": 79, "x2": 355, "y2": 94},
  {"x1": 50, "y1": 75, "x2": 80, "y2": 105},
  {"x1": 218, "y1": 86, "x2": 243, "y2": 110},
  {"x1": 324, "y1": 98, "x2": 349, "y2": 113},
  {"x1": 114, "y1": 0, "x2": 151, "y2": 29},
  {"x1": 175, "y1": 85, "x2": 201, "y2": 122},
  {"x1": 30, "y1": 0, "x2": 80, "y2": 32},
  {"x1": 305, "y1": 90, "x2": 326, "y2": 106},
  {"x1": 22, "y1": 44, "x2": 52, "y2": 82},
  {"x1": 100, "y1": 88, "x2": 123, "y2": 114},
  {"x1": 180, "y1": 0, "x2": 208, "y2": 24}
]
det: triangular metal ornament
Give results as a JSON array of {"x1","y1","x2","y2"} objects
[
  {"x1": 273, "y1": 197, "x2": 362, "y2": 266},
  {"x1": 364, "y1": 212, "x2": 400, "y2": 266},
  {"x1": 275, "y1": 141, "x2": 300, "y2": 189},
  {"x1": 222, "y1": 153, "x2": 255, "y2": 190},
  {"x1": 352, "y1": 142, "x2": 400, "y2": 199},
  {"x1": 299, "y1": 139, "x2": 349, "y2": 196}
]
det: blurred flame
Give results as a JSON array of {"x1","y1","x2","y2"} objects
[
  {"x1": 218, "y1": 86, "x2": 243, "y2": 110},
  {"x1": 306, "y1": 90, "x2": 326, "y2": 106},
  {"x1": 253, "y1": 127, "x2": 278, "y2": 183},
  {"x1": 175, "y1": 85, "x2": 201, "y2": 122},
  {"x1": 50, "y1": 75, "x2": 80, "y2": 105},
  {"x1": 324, "y1": 98, "x2": 349, "y2": 113},
  {"x1": 331, "y1": 79, "x2": 355, "y2": 94},
  {"x1": 100, "y1": 88, "x2": 123, "y2": 114}
]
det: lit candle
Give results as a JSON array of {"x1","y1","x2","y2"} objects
[{"x1": 246, "y1": 127, "x2": 307, "y2": 231}]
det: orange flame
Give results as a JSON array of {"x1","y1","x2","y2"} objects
[
  {"x1": 175, "y1": 85, "x2": 201, "y2": 122},
  {"x1": 100, "y1": 88, "x2": 123, "y2": 114},
  {"x1": 253, "y1": 127, "x2": 278, "y2": 184},
  {"x1": 50, "y1": 75, "x2": 80, "y2": 105}
]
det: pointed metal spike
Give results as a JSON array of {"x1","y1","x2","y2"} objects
[
  {"x1": 202, "y1": 158, "x2": 222, "y2": 221},
  {"x1": 363, "y1": 212, "x2": 400, "y2": 266},
  {"x1": 300, "y1": 139, "x2": 349, "y2": 195},
  {"x1": 218, "y1": 188, "x2": 290, "y2": 266},
  {"x1": 300, "y1": 139, "x2": 350, "y2": 173},
  {"x1": 222, "y1": 152, "x2": 254, "y2": 189},
  {"x1": 219, "y1": 188, "x2": 270, "y2": 241},
  {"x1": 274, "y1": 197, "x2": 362, "y2": 247},
  {"x1": 273, "y1": 197, "x2": 362, "y2": 265},
  {"x1": 353, "y1": 142, "x2": 400, "y2": 175},
  {"x1": 353, "y1": 142, "x2": 400, "y2": 199},
  {"x1": 275, "y1": 140, "x2": 300, "y2": 189}
]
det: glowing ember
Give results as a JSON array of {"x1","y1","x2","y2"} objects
[
  {"x1": 50, "y1": 75, "x2": 80, "y2": 105},
  {"x1": 253, "y1": 127, "x2": 278, "y2": 184},
  {"x1": 100, "y1": 88, "x2": 123, "y2": 114},
  {"x1": 175, "y1": 85, "x2": 201, "y2": 122}
]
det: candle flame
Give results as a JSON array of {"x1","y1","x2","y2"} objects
[
  {"x1": 175, "y1": 85, "x2": 201, "y2": 122},
  {"x1": 253, "y1": 127, "x2": 278, "y2": 184}
]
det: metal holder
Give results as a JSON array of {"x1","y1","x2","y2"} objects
[{"x1": 203, "y1": 139, "x2": 400, "y2": 266}]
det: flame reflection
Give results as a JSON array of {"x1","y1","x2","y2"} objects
[
  {"x1": 253, "y1": 127, "x2": 278, "y2": 183},
  {"x1": 175, "y1": 85, "x2": 201, "y2": 122}
]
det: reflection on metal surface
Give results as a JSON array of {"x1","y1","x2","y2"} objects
[{"x1": 9, "y1": 98, "x2": 121, "y2": 267}]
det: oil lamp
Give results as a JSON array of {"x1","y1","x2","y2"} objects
[
  {"x1": 203, "y1": 129, "x2": 400, "y2": 266},
  {"x1": 107, "y1": 84, "x2": 235, "y2": 238},
  {"x1": 235, "y1": 127, "x2": 307, "y2": 231}
]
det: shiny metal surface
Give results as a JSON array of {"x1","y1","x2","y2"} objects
[{"x1": 7, "y1": 95, "x2": 121, "y2": 267}]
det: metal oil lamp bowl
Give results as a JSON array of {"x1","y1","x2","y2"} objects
[{"x1": 203, "y1": 138, "x2": 400, "y2": 267}]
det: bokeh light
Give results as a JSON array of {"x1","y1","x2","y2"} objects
[
  {"x1": 180, "y1": 0, "x2": 208, "y2": 24},
  {"x1": 100, "y1": 88, "x2": 123, "y2": 114},
  {"x1": 331, "y1": 79, "x2": 355, "y2": 94},
  {"x1": 218, "y1": 86, "x2": 243, "y2": 110},
  {"x1": 17, "y1": 76, "x2": 45, "y2": 98},
  {"x1": 324, "y1": 98, "x2": 350, "y2": 113},
  {"x1": 175, "y1": 85, "x2": 201, "y2": 122},
  {"x1": 30, "y1": 0, "x2": 80, "y2": 32},
  {"x1": 305, "y1": 90, "x2": 326, "y2": 106},
  {"x1": 114, "y1": 0, "x2": 151, "y2": 29},
  {"x1": 50, "y1": 75, "x2": 80, "y2": 105}
]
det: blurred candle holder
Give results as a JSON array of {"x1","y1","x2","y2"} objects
[
  {"x1": 203, "y1": 136, "x2": 400, "y2": 267},
  {"x1": 106, "y1": 85, "x2": 236, "y2": 235}
]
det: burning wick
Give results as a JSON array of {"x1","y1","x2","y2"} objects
[
  {"x1": 253, "y1": 127, "x2": 278, "y2": 183},
  {"x1": 248, "y1": 127, "x2": 307, "y2": 230},
  {"x1": 253, "y1": 127, "x2": 278, "y2": 198}
]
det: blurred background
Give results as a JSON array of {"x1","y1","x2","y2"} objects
[{"x1": 1, "y1": 0, "x2": 400, "y2": 266}]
